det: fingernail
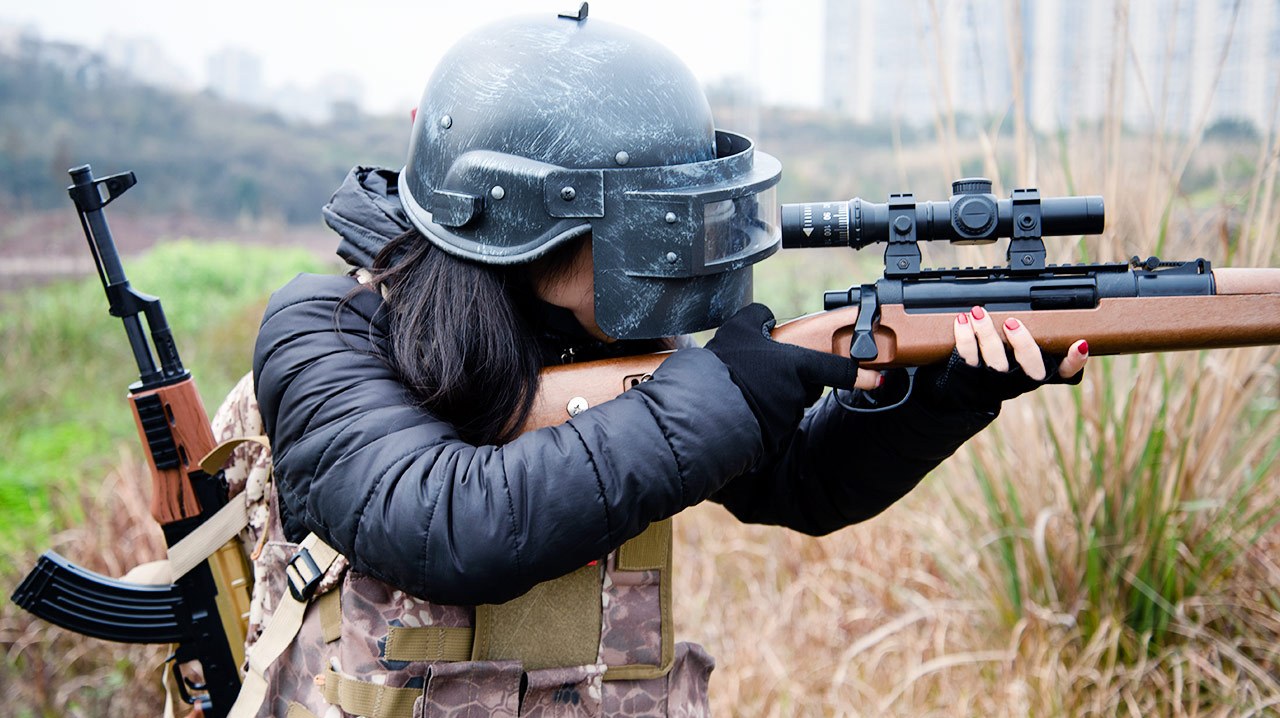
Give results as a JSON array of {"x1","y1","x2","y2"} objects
[
  {"x1": 1077, "y1": 340, "x2": 1089, "y2": 355},
  {"x1": 971, "y1": 306, "x2": 986, "y2": 320},
  {"x1": 1005, "y1": 318, "x2": 1020, "y2": 331},
  {"x1": 877, "y1": 373, "x2": 886, "y2": 387},
  {"x1": 957, "y1": 312, "x2": 968, "y2": 325}
]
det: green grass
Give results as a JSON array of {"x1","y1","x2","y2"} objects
[{"x1": 0, "y1": 240, "x2": 330, "y2": 547}]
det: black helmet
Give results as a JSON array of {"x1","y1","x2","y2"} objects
[{"x1": 399, "y1": 8, "x2": 781, "y2": 339}]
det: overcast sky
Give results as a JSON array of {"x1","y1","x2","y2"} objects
[{"x1": 0, "y1": 0, "x2": 824, "y2": 114}]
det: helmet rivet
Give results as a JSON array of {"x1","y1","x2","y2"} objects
[
  {"x1": 439, "y1": 114, "x2": 452, "y2": 129},
  {"x1": 560, "y1": 187, "x2": 576, "y2": 201},
  {"x1": 490, "y1": 186, "x2": 505, "y2": 200},
  {"x1": 664, "y1": 211, "x2": 677, "y2": 224},
  {"x1": 665, "y1": 252, "x2": 679, "y2": 263},
  {"x1": 614, "y1": 151, "x2": 630, "y2": 166},
  {"x1": 567, "y1": 396, "x2": 589, "y2": 417}
]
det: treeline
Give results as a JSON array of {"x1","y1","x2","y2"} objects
[
  {"x1": 0, "y1": 37, "x2": 934, "y2": 226},
  {"x1": 0, "y1": 43, "x2": 406, "y2": 224},
  {"x1": 3, "y1": 36, "x2": 1257, "y2": 227}
]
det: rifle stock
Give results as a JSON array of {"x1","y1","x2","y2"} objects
[{"x1": 523, "y1": 268, "x2": 1280, "y2": 433}]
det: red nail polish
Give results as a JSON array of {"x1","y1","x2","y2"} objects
[
  {"x1": 957, "y1": 312, "x2": 968, "y2": 325},
  {"x1": 877, "y1": 373, "x2": 885, "y2": 387},
  {"x1": 971, "y1": 306, "x2": 986, "y2": 320},
  {"x1": 1078, "y1": 340, "x2": 1089, "y2": 355},
  {"x1": 1005, "y1": 318, "x2": 1020, "y2": 331}
]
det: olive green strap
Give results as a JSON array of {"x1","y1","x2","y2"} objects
[
  {"x1": 466, "y1": 519, "x2": 674, "y2": 678},
  {"x1": 385, "y1": 625, "x2": 475, "y2": 662},
  {"x1": 317, "y1": 585, "x2": 342, "y2": 644},
  {"x1": 605, "y1": 519, "x2": 675, "y2": 681},
  {"x1": 472, "y1": 563, "x2": 602, "y2": 670},
  {"x1": 617, "y1": 518, "x2": 671, "y2": 571},
  {"x1": 199, "y1": 435, "x2": 271, "y2": 475},
  {"x1": 285, "y1": 703, "x2": 318, "y2": 718},
  {"x1": 227, "y1": 533, "x2": 341, "y2": 718},
  {"x1": 321, "y1": 666, "x2": 419, "y2": 718}
]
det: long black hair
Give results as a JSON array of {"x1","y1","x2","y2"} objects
[{"x1": 366, "y1": 229, "x2": 580, "y2": 445}]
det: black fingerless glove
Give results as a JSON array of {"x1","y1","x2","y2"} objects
[
  {"x1": 912, "y1": 346, "x2": 1084, "y2": 413},
  {"x1": 706, "y1": 303, "x2": 858, "y2": 455}
]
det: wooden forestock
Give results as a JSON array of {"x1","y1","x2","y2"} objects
[
  {"x1": 128, "y1": 377, "x2": 218, "y2": 524},
  {"x1": 522, "y1": 268, "x2": 1280, "y2": 433}
]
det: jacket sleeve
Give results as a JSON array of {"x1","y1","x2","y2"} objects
[
  {"x1": 253, "y1": 274, "x2": 762, "y2": 606},
  {"x1": 709, "y1": 376, "x2": 997, "y2": 535}
]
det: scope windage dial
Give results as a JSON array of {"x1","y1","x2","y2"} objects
[
  {"x1": 949, "y1": 177, "x2": 998, "y2": 242},
  {"x1": 780, "y1": 201, "x2": 850, "y2": 248}
]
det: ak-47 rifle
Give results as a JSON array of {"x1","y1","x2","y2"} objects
[
  {"x1": 523, "y1": 177, "x2": 1280, "y2": 430},
  {"x1": 11, "y1": 166, "x2": 251, "y2": 717}
]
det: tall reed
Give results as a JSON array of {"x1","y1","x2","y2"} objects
[
  {"x1": 678, "y1": 1, "x2": 1280, "y2": 715},
  {"x1": 909, "y1": 0, "x2": 1280, "y2": 708}
]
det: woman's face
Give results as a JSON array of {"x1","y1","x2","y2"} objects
[{"x1": 530, "y1": 238, "x2": 610, "y2": 342}]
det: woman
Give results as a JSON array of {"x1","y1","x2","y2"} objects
[{"x1": 239, "y1": 10, "x2": 1086, "y2": 717}]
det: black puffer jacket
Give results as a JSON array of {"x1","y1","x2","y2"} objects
[{"x1": 252, "y1": 168, "x2": 997, "y2": 606}]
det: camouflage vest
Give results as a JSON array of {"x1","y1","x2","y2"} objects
[{"x1": 211, "y1": 373, "x2": 713, "y2": 717}]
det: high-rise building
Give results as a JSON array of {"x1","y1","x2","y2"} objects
[
  {"x1": 823, "y1": 0, "x2": 1280, "y2": 135},
  {"x1": 206, "y1": 47, "x2": 265, "y2": 107},
  {"x1": 101, "y1": 35, "x2": 191, "y2": 91}
]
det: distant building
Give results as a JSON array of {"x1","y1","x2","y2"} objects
[
  {"x1": 0, "y1": 26, "x2": 108, "y2": 90},
  {"x1": 101, "y1": 34, "x2": 191, "y2": 91},
  {"x1": 206, "y1": 46, "x2": 265, "y2": 106},
  {"x1": 0, "y1": 21, "x2": 33, "y2": 57},
  {"x1": 823, "y1": 0, "x2": 1280, "y2": 135},
  {"x1": 272, "y1": 73, "x2": 367, "y2": 124}
]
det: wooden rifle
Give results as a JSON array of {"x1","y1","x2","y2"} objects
[{"x1": 524, "y1": 178, "x2": 1280, "y2": 430}]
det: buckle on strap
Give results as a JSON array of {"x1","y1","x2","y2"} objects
[{"x1": 285, "y1": 548, "x2": 323, "y2": 602}]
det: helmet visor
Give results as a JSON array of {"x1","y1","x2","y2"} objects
[
  {"x1": 703, "y1": 188, "x2": 779, "y2": 268},
  {"x1": 589, "y1": 131, "x2": 782, "y2": 338},
  {"x1": 399, "y1": 129, "x2": 781, "y2": 339}
]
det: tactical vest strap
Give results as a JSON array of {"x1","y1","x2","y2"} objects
[
  {"x1": 227, "y1": 533, "x2": 341, "y2": 718},
  {"x1": 472, "y1": 563, "x2": 602, "y2": 670},
  {"x1": 467, "y1": 518, "x2": 676, "y2": 680},
  {"x1": 320, "y1": 666, "x2": 420, "y2": 718},
  {"x1": 617, "y1": 517, "x2": 671, "y2": 571},
  {"x1": 285, "y1": 702, "x2": 319, "y2": 718},
  {"x1": 198, "y1": 435, "x2": 271, "y2": 475},
  {"x1": 385, "y1": 625, "x2": 475, "y2": 662},
  {"x1": 603, "y1": 519, "x2": 674, "y2": 682},
  {"x1": 317, "y1": 585, "x2": 342, "y2": 644},
  {"x1": 165, "y1": 492, "x2": 249, "y2": 580}
]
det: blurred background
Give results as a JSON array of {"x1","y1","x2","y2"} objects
[{"x1": 1, "y1": 0, "x2": 1277, "y2": 715}]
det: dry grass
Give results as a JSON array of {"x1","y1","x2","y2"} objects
[
  {"x1": 674, "y1": 2, "x2": 1280, "y2": 715},
  {"x1": 1, "y1": 452, "x2": 169, "y2": 717},
  {"x1": 675, "y1": 414, "x2": 1280, "y2": 716},
  {"x1": 6, "y1": 4, "x2": 1280, "y2": 716}
]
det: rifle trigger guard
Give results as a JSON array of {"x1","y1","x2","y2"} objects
[
  {"x1": 835, "y1": 367, "x2": 918, "y2": 414},
  {"x1": 166, "y1": 652, "x2": 210, "y2": 708}
]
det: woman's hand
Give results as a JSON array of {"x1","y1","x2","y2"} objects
[
  {"x1": 954, "y1": 305, "x2": 1089, "y2": 380},
  {"x1": 885, "y1": 305, "x2": 1089, "y2": 413}
]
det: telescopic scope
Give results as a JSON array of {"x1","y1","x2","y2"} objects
[{"x1": 780, "y1": 178, "x2": 1104, "y2": 250}]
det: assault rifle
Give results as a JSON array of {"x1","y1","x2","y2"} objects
[
  {"x1": 523, "y1": 177, "x2": 1280, "y2": 429},
  {"x1": 11, "y1": 166, "x2": 251, "y2": 717}
]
